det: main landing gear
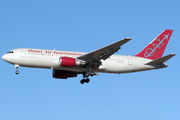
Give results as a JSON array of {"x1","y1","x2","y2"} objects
[
  {"x1": 80, "y1": 70, "x2": 95, "y2": 84},
  {"x1": 80, "y1": 78, "x2": 90, "y2": 84},
  {"x1": 15, "y1": 64, "x2": 19, "y2": 75}
]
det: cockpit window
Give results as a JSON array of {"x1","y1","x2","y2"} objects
[{"x1": 7, "y1": 51, "x2": 13, "y2": 53}]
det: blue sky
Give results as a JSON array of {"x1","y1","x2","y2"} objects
[{"x1": 0, "y1": 0, "x2": 180, "y2": 120}]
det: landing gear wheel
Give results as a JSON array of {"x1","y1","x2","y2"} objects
[
  {"x1": 15, "y1": 70, "x2": 19, "y2": 74},
  {"x1": 85, "y1": 78, "x2": 90, "y2": 83},
  {"x1": 80, "y1": 78, "x2": 90, "y2": 84},
  {"x1": 80, "y1": 79, "x2": 85, "y2": 84},
  {"x1": 85, "y1": 72, "x2": 89, "y2": 77},
  {"x1": 90, "y1": 71, "x2": 95, "y2": 76}
]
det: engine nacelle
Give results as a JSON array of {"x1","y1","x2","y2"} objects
[
  {"x1": 59, "y1": 57, "x2": 85, "y2": 67},
  {"x1": 53, "y1": 70, "x2": 77, "y2": 79}
]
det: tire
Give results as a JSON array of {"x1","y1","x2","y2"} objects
[
  {"x1": 15, "y1": 70, "x2": 19, "y2": 74},
  {"x1": 80, "y1": 79, "x2": 85, "y2": 84},
  {"x1": 86, "y1": 78, "x2": 90, "y2": 83}
]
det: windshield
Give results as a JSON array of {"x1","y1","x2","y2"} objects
[{"x1": 7, "y1": 51, "x2": 13, "y2": 54}]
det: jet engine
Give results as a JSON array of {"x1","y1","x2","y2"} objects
[
  {"x1": 59, "y1": 57, "x2": 85, "y2": 67},
  {"x1": 53, "y1": 70, "x2": 77, "y2": 79}
]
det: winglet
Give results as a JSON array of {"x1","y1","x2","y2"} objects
[
  {"x1": 135, "y1": 29, "x2": 173, "y2": 60},
  {"x1": 145, "y1": 54, "x2": 176, "y2": 65}
]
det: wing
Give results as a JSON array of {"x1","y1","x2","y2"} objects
[{"x1": 77, "y1": 38, "x2": 132, "y2": 62}]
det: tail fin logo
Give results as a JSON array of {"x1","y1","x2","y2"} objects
[
  {"x1": 135, "y1": 29, "x2": 173, "y2": 60},
  {"x1": 144, "y1": 34, "x2": 169, "y2": 57}
]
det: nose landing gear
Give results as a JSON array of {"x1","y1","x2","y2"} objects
[{"x1": 15, "y1": 64, "x2": 19, "y2": 75}]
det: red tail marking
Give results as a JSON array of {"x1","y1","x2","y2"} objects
[{"x1": 135, "y1": 29, "x2": 173, "y2": 60}]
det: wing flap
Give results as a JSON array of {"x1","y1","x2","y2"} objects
[
  {"x1": 145, "y1": 54, "x2": 176, "y2": 65},
  {"x1": 100, "y1": 46, "x2": 121, "y2": 60}
]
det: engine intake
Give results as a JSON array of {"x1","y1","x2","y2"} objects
[
  {"x1": 59, "y1": 57, "x2": 85, "y2": 67},
  {"x1": 53, "y1": 70, "x2": 77, "y2": 79}
]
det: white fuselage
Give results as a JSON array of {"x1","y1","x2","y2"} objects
[{"x1": 2, "y1": 48, "x2": 167, "y2": 74}]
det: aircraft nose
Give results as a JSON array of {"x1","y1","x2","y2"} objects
[
  {"x1": 2, "y1": 53, "x2": 14, "y2": 63},
  {"x1": 2, "y1": 54, "x2": 6, "y2": 61},
  {"x1": 2, "y1": 54, "x2": 9, "y2": 62}
]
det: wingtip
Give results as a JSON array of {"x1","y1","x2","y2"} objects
[
  {"x1": 124, "y1": 38, "x2": 132, "y2": 40},
  {"x1": 170, "y1": 53, "x2": 176, "y2": 56}
]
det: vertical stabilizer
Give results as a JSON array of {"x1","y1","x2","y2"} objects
[{"x1": 135, "y1": 29, "x2": 173, "y2": 60}]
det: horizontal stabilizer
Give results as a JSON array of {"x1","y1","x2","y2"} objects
[{"x1": 145, "y1": 54, "x2": 176, "y2": 65}]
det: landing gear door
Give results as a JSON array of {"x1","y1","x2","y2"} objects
[{"x1": 21, "y1": 50, "x2": 25, "y2": 57}]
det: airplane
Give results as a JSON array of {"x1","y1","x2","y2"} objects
[{"x1": 2, "y1": 29, "x2": 176, "y2": 84}]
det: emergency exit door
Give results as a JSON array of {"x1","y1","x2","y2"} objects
[
  {"x1": 128, "y1": 58, "x2": 133, "y2": 65},
  {"x1": 21, "y1": 50, "x2": 25, "y2": 57}
]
